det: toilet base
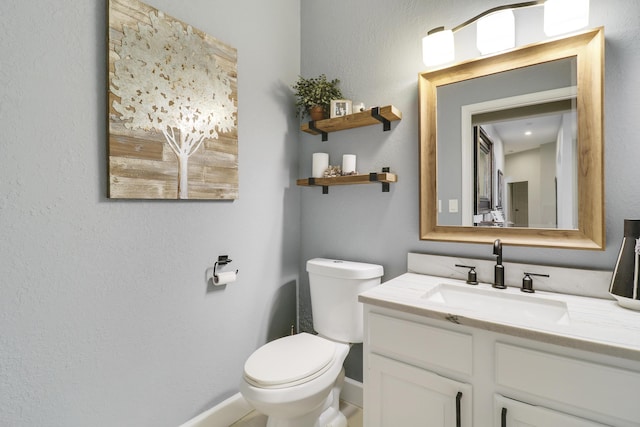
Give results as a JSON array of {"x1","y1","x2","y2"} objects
[
  {"x1": 265, "y1": 369, "x2": 346, "y2": 427},
  {"x1": 316, "y1": 405, "x2": 347, "y2": 427}
]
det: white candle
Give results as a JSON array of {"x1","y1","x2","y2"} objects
[
  {"x1": 342, "y1": 154, "x2": 356, "y2": 174},
  {"x1": 312, "y1": 153, "x2": 329, "y2": 178}
]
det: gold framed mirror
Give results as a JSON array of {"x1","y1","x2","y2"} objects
[{"x1": 419, "y1": 27, "x2": 604, "y2": 249}]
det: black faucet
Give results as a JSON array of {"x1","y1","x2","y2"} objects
[{"x1": 493, "y1": 239, "x2": 506, "y2": 289}]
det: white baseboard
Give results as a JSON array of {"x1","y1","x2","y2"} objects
[
  {"x1": 179, "y1": 393, "x2": 252, "y2": 427},
  {"x1": 341, "y1": 377, "x2": 363, "y2": 408},
  {"x1": 179, "y1": 378, "x2": 363, "y2": 427}
]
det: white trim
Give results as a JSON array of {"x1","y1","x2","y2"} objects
[
  {"x1": 179, "y1": 393, "x2": 253, "y2": 427},
  {"x1": 178, "y1": 379, "x2": 363, "y2": 427},
  {"x1": 341, "y1": 377, "x2": 364, "y2": 408}
]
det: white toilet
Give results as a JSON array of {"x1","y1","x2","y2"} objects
[{"x1": 239, "y1": 258, "x2": 383, "y2": 427}]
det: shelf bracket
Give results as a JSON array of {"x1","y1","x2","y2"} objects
[
  {"x1": 371, "y1": 107, "x2": 391, "y2": 132},
  {"x1": 369, "y1": 167, "x2": 391, "y2": 192},
  {"x1": 307, "y1": 121, "x2": 328, "y2": 141},
  {"x1": 307, "y1": 177, "x2": 329, "y2": 194}
]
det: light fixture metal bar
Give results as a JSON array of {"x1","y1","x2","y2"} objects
[
  {"x1": 428, "y1": 26, "x2": 446, "y2": 35},
  {"x1": 452, "y1": 0, "x2": 544, "y2": 33}
]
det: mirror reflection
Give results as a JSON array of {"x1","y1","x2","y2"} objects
[
  {"x1": 475, "y1": 105, "x2": 577, "y2": 229},
  {"x1": 419, "y1": 28, "x2": 605, "y2": 249},
  {"x1": 436, "y1": 58, "x2": 577, "y2": 229}
]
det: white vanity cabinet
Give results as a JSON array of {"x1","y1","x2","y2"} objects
[
  {"x1": 364, "y1": 311, "x2": 473, "y2": 426},
  {"x1": 368, "y1": 354, "x2": 472, "y2": 427},
  {"x1": 363, "y1": 306, "x2": 640, "y2": 427}
]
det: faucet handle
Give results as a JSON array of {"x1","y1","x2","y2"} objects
[
  {"x1": 455, "y1": 264, "x2": 478, "y2": 285},
  {"x1": 521, "y1": 272, "x2": 550, "y2": 293}
]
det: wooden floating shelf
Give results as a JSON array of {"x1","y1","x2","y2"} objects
[
  {"x1": 300, "y1": 105, "x2": 402, "y2": 140},
  {"x1": 297, "y1": 172, "x2": 397, "y2": 194}
]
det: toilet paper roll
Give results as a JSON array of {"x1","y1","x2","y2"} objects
[
  {"x1": 342, "y1": 154, "x2": 356, "y2": 174},
  {"x1": 213, "y1": 271, "x2": 237, "y2": 286},
  {"x1": 312, "y1": 153, "x2": 329, "y2": 178}
]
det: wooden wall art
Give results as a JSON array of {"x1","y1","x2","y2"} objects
[{"x1": 108, "y1": 0, "x2": 238, "y2": 199}]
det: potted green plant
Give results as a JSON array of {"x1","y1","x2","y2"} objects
[{"x1": 292, "y1": 74, "x2": 343, "y2": 120}]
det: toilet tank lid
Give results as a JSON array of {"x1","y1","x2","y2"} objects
[{"x1": 306, "y1": 258, "x2": 384, "y2": 279}]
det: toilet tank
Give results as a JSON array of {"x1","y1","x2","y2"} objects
[{"x1": 306, "y1": 258, "x2": 383, "y2": 343}]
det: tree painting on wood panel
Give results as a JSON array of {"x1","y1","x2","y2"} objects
[{"x1": 108, "y1": 0, "x2": 238, "y2": 199}]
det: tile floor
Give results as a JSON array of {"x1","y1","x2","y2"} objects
[{"x1": 231, "y1": 401, "x2": 363, "y2": 427}]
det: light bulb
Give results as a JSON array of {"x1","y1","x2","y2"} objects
[
  {"x1": 544, "y1": 0, "x2": 590, "y2": 37},
  {"x1": 477, "y1": 9, "x2": 515, "y2": 55},
  {"x1": 422, "y1": 27, "x2": 454, "y2": 67}
]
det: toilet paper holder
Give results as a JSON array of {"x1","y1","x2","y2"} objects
[{"x1": 214, "y1": 255, "x2": 238, "y2": 280}]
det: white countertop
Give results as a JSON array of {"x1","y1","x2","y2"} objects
[{"x1": 359, "y1": 272, "x2": 640, "y2": 361}]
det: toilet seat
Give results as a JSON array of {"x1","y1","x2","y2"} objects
[{"x1": 243, "y1": 333, "x2": 337, "y2": 389}]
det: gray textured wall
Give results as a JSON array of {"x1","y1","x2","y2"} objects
[
  {"x1": 300, "y1": 0, "x2": 640, "y2": 381},
  {"x1": 0, "y1": 1, "x2": 300, "y2": 425}
]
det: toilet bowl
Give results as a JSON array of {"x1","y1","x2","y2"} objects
[
  {"x1": 240, "y1": 333, "x2": 350, "y2": 426},
  {"x1": 239, "y1": 258, "x2": 383, "y2": 427}
]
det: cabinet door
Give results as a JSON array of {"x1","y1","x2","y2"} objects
[
  {"x1": 495, "y1": 342, "x2": 640, "y2": 424},
  {"x1": 366, "y1": 353, "x2": 472, "y2": 427},
  {"x1": 495, "y1": 395, "x2": 608, "y2": 427}
]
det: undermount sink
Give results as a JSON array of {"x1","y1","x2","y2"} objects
[{"x1": 422, "y1": 283, "x2": 571, "y2": 325}]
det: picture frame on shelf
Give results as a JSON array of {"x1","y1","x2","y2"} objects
[{"x1": 330, "y1": 99, "x2": 352, "y2": 118}]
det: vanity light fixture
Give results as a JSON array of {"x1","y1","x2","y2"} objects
[
  {"x1": 421, "y1": 0, "x2": 590, "y2": 67},
  {"x1": 422, "y1": 27, "x2": 454, "y2": 67},
  {"x1": 477, "y1": 9, "x2": 515, "y2": 55},
  {"x1": 544, "y1": 0, "x2": 590, "y2": 36}
]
